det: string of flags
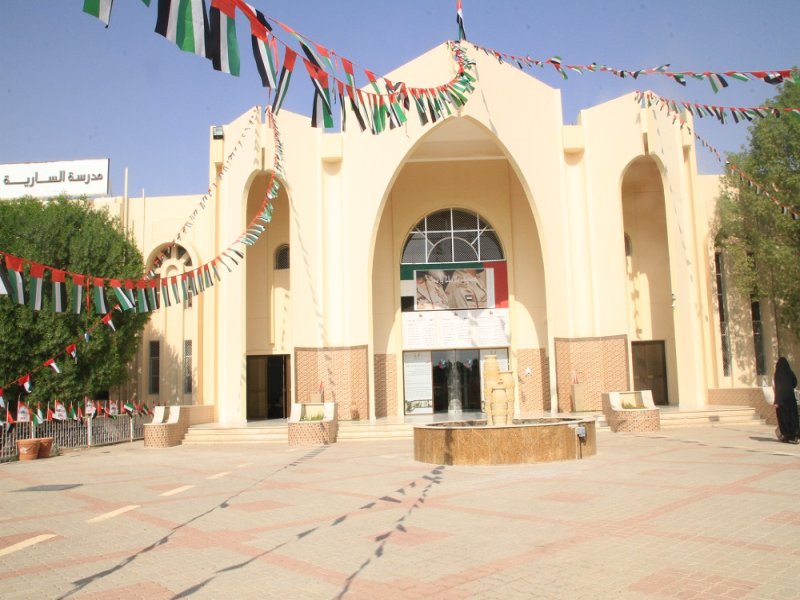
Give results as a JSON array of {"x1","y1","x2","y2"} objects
[
  {"x1": 0, "y1": 108, "x2": 286, "y2": 397},
  {"x1": 636, "y1": 91, "x2": 799, "y2": 221},
  {"x1": 635, "y1": 90, "x2": 800, "y2": 125},
  {"x1": 3, "y1": 396, "x2": 153, "y2": 425},
  {"x1": 83, "y1": 0, "x2": 477, "y2": 133},
  {"x1": 467, "y1": 43, "x2": 797, "y2": 93}
]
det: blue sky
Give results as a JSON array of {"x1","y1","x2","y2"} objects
[{"x1": 1, "y1": 1, "x2": 797, "y2": 198}]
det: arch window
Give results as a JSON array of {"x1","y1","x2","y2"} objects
[
  {"x1": 275, "y1": 245, "x2": 290, "y2": 270},
  {"x1": 401, "y1": 208, "x2": 504, "y2": 264}
]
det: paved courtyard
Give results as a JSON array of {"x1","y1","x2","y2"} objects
[{"x1": 1, "y1": 423, "x2": 799, "y2": 599}]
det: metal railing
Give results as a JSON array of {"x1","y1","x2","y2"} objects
[{"x1": 1, "y1": 415, "x2": 152, "y2": 462}]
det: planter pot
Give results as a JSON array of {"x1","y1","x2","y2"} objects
[
  {"x1": 37, "y1": 437, "x2": 54, "y2": 459},
  {"x1": 17, "y1": 439, "x2": 41, "y2": 461}
]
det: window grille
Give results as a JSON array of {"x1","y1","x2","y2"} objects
[
  {"x1": 624, "y1": 234, "x2": 632, "y2": 258},
  {"x1": 149, "y1": 341, "x2": 160, "y2": 395},
  {"x1": 714, "y1": 252, "x2": 731, "y2": 376},
  {"x1": 275, "y1": 245, "x2": 290, "y2": 270},
  {"x1": 184, "y1": 340, "x2": 193, "y2": 394},
  {"x1": 401, "y1": 208, "x2": 505, "y2": 264},
  {"x1": 751, "y1": 300, "x2": 766, "y2": 376}
]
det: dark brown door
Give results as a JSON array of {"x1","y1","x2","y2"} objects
[
  {"x1": 247, "y1": 355, "x2": 290, "y2": 420},
  {"x1": 631, "y1": 341, "x2": 669, "y2": 406}
]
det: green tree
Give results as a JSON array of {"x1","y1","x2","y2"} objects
[
  {"x1": 715, "y1": 72, "x2": 800, "y2": 356},
  {"x1": 0, "y1": 195, "x2": 150, "y2": 406}
]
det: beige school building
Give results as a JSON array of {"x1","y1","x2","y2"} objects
[{"x1": 98, "y1": 44, "x2": 795, "y2": 424}]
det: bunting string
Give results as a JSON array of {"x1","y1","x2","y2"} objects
[
  {"x1": 468, "y1": 42, "x2": 797, "y2": 93},
  {"x1": 636, "y1": 91, "x2": 799, "y2": 220},
  {"x1": 634, "y1": 91, "x2": 800, "y2": 125}
]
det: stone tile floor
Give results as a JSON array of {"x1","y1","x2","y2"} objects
[{"x1": 1, "y1": 423, "x2": 799, "y2": 599}]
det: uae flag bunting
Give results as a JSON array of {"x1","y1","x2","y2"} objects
[
  {"x1": 124, "y1": 400, "x2": 135, "y2": 414},
  {"x1": 17, "y1": 401, "x2": 31, "y2": 423},
  {"x1": 102, "y1": 313, "x2": 116, "y2": 332},
  {"x1": 54, "y1": 400, "x2": 67, "y2": 421},
  {"x1": 248, "y1": 7, "x2": 277, "y2": 88},
  {"x1": 67, "y1": 343, "x2": 77, "y2": 363},
  {"x1": 155, "y1": 0, "x2": 211, "y2": 59},
  {"x1": 85, "y1": 331, "x2": 92, "y2": 343},
  {"x1": 211, "y1": 261, "x2": 222, "y2": 282},
  {"x1": 180, "y1": 274, "x2": 190, "y2": 302},
  {"x1": 33, "y1": 403, "x2": 44, "y2": 426},
  {"x1": 124, "y1": 280, "x2": 137, "y2": 311},
  {"x1": 147, "y1": 279, "x2": 160, "y2": 311},
  {"x1": 45, "y1": 359, "x2": 60, "y2": 374},
  {"x1": 0, "y1": 257, "x2": 12, "y2": 298},
  {"x1": 68, "y1": 402, "x2": 77, "y2": 421},
  {"x1": 93, "y1": 278, "x2": 108, "y2": 314},
  {"x1": 210, "y1": 0, "x2": 240, "y2": 76},
  {"x1": 52, "y1": 270, "x2": 68, "y2": 313},
  {"x1": 304, "y1": 59, "x2": 334, "y2": 129},
  {"x1": 111, "y1": 279, "x2": 135, "y2": 311},
  {"x1": 6, "y1": 405, "x2": 14, "y2": 424},
  {"x1": 171, "y1": 277, "x2": 182, "y2": 304},
  {"x1": 83, "y1": 0, "x2": 113, "y2": 26},
  {"x1": 457, "y1": 0, "x2": 466, "y2": 41},
  {"x1": 161, "y1": 279, "x2": 172, "y2": 307},
  {"x1": 204, "y1": 265, "x2": 213, "y2": 288},
  {"x1": 188, "y1": 271, "x2": 199, "y2": 296},
  {"x1": 5, "y1": 255, "x2": 25, "y2": 305},
  {"x1": 338, "y1": 81, "x2": 347, "y2": 132},
  {"x1": 46, "y1": 404, "x2": 53, "y2": 421},
  {"x1": 272, "y1": 48, "x2": 297, "y2": 114},
  {"x1": 136, "y1": 281, "x2": 150, "y2": 313},
  {"x1": 706, "y1": 72, "x2": 729, "y2": 93},
  {"x1": 142, "y1": 402, "x2": 151, "y2": 416},
  {"x1": 72, "y1": 274, "x2": 86, "y2": 314},
  {"x1": 28, "y1": 263, "x2": 45, "y2": 310},
  {"x1": 20, "y1": 374, "x2": 32, "y2": 394}
]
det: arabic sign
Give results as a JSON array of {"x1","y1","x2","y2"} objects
[{"x1": 0, "y1": 159, "x2": 109, "y2": 200}]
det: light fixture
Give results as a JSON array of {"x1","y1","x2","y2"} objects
[{"x1": 212, "y1": 126, "x2": 224, "y2": 140}]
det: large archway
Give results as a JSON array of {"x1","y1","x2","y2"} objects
[
  {"x1": 621, "y1": 156, "x2": 678, "y2": 405},
  {"x1": 244, "y1": 171, "x2": 292, "y2": 420},
  {"x1": 370, "y1": 118, "x2": 549, "y2": 419}
]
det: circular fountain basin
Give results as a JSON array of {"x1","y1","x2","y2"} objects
[{"x1": 414, "y1": 418, "x2": 596, "y2": 465}]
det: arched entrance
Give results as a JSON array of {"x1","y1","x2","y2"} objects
[
  {"x1": 621, "y1": 156, "x2": 677, "y2": 405},
  {"x1": 370, "y1": 118, "x2": 549, "y2": 419},
  {"x1": 244, "y1": 171, "x2": 292, "y2": 420}
]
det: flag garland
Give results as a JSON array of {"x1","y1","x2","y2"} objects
[
  {"x1": 636, "y1": 91, "x2": 799, "y2": 221},
  {"x1": 467, "y1": 41, "x2": 798, "y2": 92}
]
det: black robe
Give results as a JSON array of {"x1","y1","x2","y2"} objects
[{"x1": 775, "y1": 359, "x2": 799, "y2": 442}]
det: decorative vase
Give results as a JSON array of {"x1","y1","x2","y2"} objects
[
  {"x1": 37, "y1": 437, "x2": 54, "y2": 459},
  {"x1": 17, "y1": 439, "x2": 41, "y2": 461},
  {"x1": 483, "y1": 355, "x2": 500, "y2": 421},
  {"x1": 490, "y1": 388, "x2": 508, "y2": 424},
  {"x1": 499, "y1": 370, "x2": 516, "y2": 425}
]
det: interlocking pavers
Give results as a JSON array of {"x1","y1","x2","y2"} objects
[{"x1": 1, "y1": 423, "x2": 800, "y2": 598}]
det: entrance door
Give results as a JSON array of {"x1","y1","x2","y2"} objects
[
  {"x1": 431, "y1": 350, "x2": 481, "y2": 412},
  {"x1": 631, "y1": 341, "x2": 669, "y2": 406},
  {"x1": 246, "y1": 355, "x2": 290, "y2": 420}
]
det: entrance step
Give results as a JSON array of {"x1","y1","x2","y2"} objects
[
  {"x1": 337, "y1": 421, "x2": 415, "y2": 441},
  {"x1": 658, "y1": 407, "x2": 762, "y2": 429},
  {"x1": 182, "y1": 425, "x2": 288, "y2": 445}
]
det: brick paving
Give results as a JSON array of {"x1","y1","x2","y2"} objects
[{"x1": 1, "y1": 423, "x2": 799, "y2": 599}]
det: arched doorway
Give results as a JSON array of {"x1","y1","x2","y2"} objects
[
  {"x1": 244, "y1": 171, "x2": 292, "y2": 420},
  {"x1": 371, "y1": 118, "x2": 549, "y2": 419},
  {"x1": 621, "y1": 156, "x2": 677, "y2": 405}
]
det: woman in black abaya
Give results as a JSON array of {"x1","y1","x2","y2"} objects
[{"x1": 774, "y1": 357, "x2": 799, "y2": 444}]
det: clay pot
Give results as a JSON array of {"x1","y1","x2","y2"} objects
[
  {"x1": 483, "y1": 355, "x2": 501, "y2": 419},
  {"x1": 499, "y1": 370, "x2": 516, "y2": 424},
  {"x1": 16, "y1": 439, "x2": 41, "y2": 461},
  {"x1": 489, "y1": 388, "x2": 508, "y2": 423},
  {"x1": 37, "y1": 437, "x2": 54, "y2": 459}
]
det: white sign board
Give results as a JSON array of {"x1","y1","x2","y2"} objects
[
  {"x1": 0, "y1": 159, "x2": 110, "y2": 199},
  {"x1": 402, "y1": 308, "x2": 510, "y2": 350}
]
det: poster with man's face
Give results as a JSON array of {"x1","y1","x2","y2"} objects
[{"x1": 414, "y1": 268, "x2": 490, "y2": 311}]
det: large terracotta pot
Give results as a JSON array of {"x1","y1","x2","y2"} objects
[
  {"x1": 489, "y1": 388, "x2": 508, "y2": 423},
  {"x1": 37, "y1": 437, "x2": 54, "y2": 459},
  {"x1": 16, "y1": 439, "x2": 41, "y2": 461},
  {"x1": 483, "y1": 355, "x2": 501, "y2": 417},
  {"x1": 499, "y1": 370, "x2": 515, "y2": 424}
]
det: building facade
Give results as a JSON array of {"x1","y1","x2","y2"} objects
[{"x1": 99, "y1": 45, "x2": 796, "y2": 422}]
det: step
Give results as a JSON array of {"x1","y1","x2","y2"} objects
[{"x1": 658, "y1": 408, "x2": 762, "y2": 428}]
